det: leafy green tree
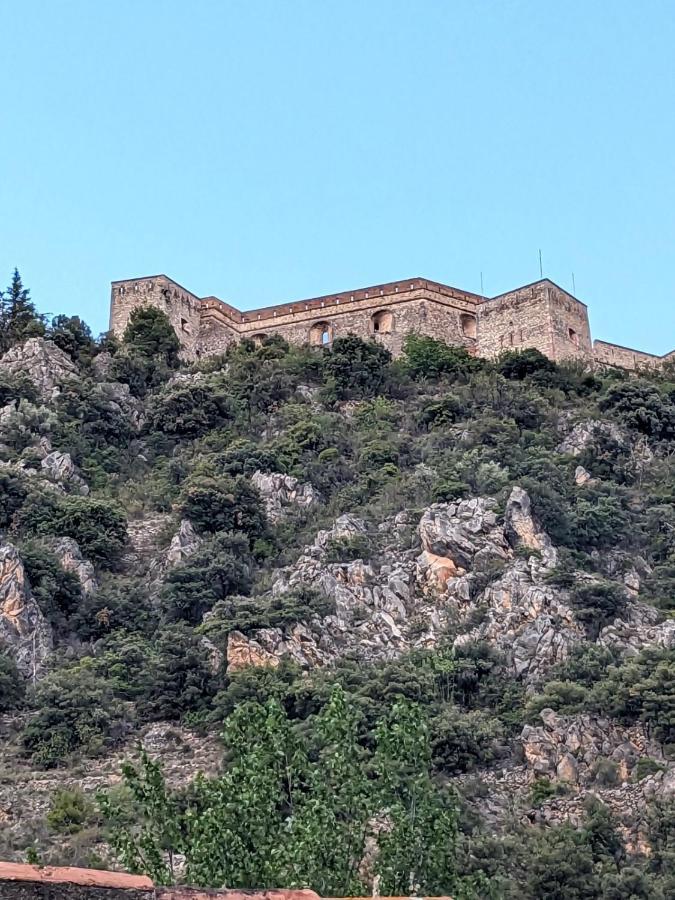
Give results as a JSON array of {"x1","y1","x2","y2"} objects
[
  {"x1": 403, "y1": 334, "x2": 481, "y2": 379},
  {"x1": 373, "y1": 700, "x2": 460, "y2": 895},
  {"x1": 0, "y1": 648, "x2": 24, "y2": 711},
  {"x1": 48, "y1": 315, "x2": 96, "y2": 365},
  {"x1": 99, "y1": 687, "x2": 463, "y2": 894},
  {"x1": 497, "y1": 348, "x2": 557, "y2": 381},
  {"x1": 322, "y1": 334, "x2": 392, "y2": 399},
  {"x1": 23, "y1": 660, "x2": 130, "y2": 767},
  {"x1": 122, "y1": 307, "x2": 181, "y2": 365},
  {"x1": 0, "y1": 268, "x2": 45, "y2": 352},
  {"x1": 162, "y1": 532, "x2": 252, "y2": 624},
  {"x1": 568, "y1": 579, "x2": 627, "y2": 640},
  {"x1": 180, "y1": 475, "x2": 266, "y2": 543},
  {"x1": 13, "y1": 491, "x2": 127, "y2": 566},
  {"x1": 19, "y1": 542, "x2": 83, "y2": 634}
]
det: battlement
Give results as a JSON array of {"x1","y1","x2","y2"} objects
[{"x1": 109, "y1": 272, "x2": 672, "y2": 370}]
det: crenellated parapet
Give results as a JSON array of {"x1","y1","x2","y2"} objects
[{"x1": 109, "y1": 272, "x2": 671, "y2": 370}]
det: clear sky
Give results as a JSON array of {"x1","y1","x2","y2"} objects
[{"x1": 1, "y1": 0, "x2": 674, "y2": 353}]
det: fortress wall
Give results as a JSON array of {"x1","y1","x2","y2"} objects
[
  {"x1": 477, "y1": 281, "x2": 592, "y2": 362},
  {"x1": 110, "y1": 276, "x2": 203, "y2": 358},
  {"x1": 109, "y1": 273, "x2": 664, "y2": 369},
  {"x1": 593, "y1": 340, "x2": 662, "y2": 370},
  {"x1": 547, "y1": 285, "x2": 593, "y2": 361},
  {"x1": 201, "y1": 286, "x2": 479, "y2": 357},
  {"x1": 477, "y1": 282, "x2": 555, "y2": 358}
]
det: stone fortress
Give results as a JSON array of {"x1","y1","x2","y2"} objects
[{"x1": 109, "y1": 273, "x2": 674, "y2": 371}]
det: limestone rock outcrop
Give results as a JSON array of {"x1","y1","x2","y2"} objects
[
  {"x1": 556, "y1": 419, "x2": 626, "y2": 456},
  {"x1": 504, "y1": 485, "x2": 556, "y2": 565},
  {"x1": 0, "y1": 338, "x2": 77, "y2": 398},
  {"x1": 521, "y1": 709, "x2": 658, "y2": 786},
  {"x1": 251, "y1": 471, "x2": 320, "y2": 523},
  {"x1": 49, "y1": 537, "x2": 98, "y2": 595},
  {"x1": 41, "y1": 450, "x2": 89, "y2": 495},
  {"x1": 226, "y1": 630, "x2": 282, "y2": 671},
  {"x1": 222, "y1": 486, "x2": 672, "y2": 685},
  {"x1": 165, "y1": 519, "x2": 202, "y2": 569},
  {"x1": 92, "y1": 381, "x2": 145, "y2": 430},
  {"x1": 598, "y1": 602, "x2": 675, "y2": 656},
  {"x1": 0, "y1": 543, "x2": 52, "y2": 678}
]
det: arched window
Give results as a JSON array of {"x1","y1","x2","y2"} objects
[
  {"x1": 371, "y1": 309, "x2": 394, "y2": 334},
  {"x1": 460, "y1": 313, "x2": 477, "y2": 339},
  {"x1": 310, "y1": 321, "x2": 333, "y2": 346},
  {"x1": 251, "y1": 332, "x2": 268, "y2": 347},
  {"x1": 568, "y1": 327, "x2": 579, "y2": 346}
]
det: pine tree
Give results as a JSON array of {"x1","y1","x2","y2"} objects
[{"x1": 0, "y1": 268, "x2": 45, "y2": 353}]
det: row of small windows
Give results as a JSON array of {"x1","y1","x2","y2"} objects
[{"x1": 252, "y1": 310, "x2": 478, "y2": 347}]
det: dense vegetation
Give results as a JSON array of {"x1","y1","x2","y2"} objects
[{"x1": 1, "y1": 269, "x2": 675, "y2": 897}]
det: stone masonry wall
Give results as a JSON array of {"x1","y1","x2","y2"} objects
[
  {"x1": 195, "y1": 283, "x2": 480, "y2": 357},
  {"x1": 547, "y1": 284, "x2": 593, "y2": 361},
  {"x1": 477, "y1": 281, "x2": 592, "y2": 362},
  {"x1": 593, "y1": 340, "x2": 663, "y2": 370},
  {"x1": 478, "y1": 282, "x2": 556, "y2": 358},
  {"x1": 110, "y1": 276, "x2": 204, "y2": 359},
  {"x1": 109, "y1": 273, "x2": 669, "y2": 370}
]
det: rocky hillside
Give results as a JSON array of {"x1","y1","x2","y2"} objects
[{"x1": 0, "y1": 284, "x2": 674, "y2": 897}]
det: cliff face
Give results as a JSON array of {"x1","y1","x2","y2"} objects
[{"x1": 1, "y1": 329, "x2": 674, "y2": 894}]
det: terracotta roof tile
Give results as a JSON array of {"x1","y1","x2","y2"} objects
[{"x1": 0, "y1": 860, "x2": 153, "y2": 889}]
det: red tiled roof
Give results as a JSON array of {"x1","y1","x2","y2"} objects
[
  {"x1": 0, "y1": 861, "x2": 153, "y2": 889},
  {"x1": 0, "y1": 861, "x2": 452, "y2": 899}
]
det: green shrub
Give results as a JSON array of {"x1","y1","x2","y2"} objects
[
  {"x1": 141, "y1": 624, "x2": 217, "y2": 721},
  {"x1": 14, "y1": 492, "x2": 127, "y2": 566},
  {"x1": 47, "y1": 788, "x2": 94, "y2": 833},
  {"x1": 592, "y1": 757, "x2": 619, "y2": 787},
  {"x1": 322, "y1": 334, "x2": 392, "y2": 399},
  {"x1": 497, "y1": 348, "x2": 557, "y2": 381},
  {"x1": 525, "y1": 681, "x2": 589, "y2": 721},
  {"x1": 201, "y1": 586, "x2": 335, "y2": 643},
  {"x1": 70, "y1": 580, "x2": 155, "y2": 640},
  {"x1": 588, "y1": 649, "x2": 675, "y2": 743},
  {"x1": 19, "y1": 542, "x2": 83, "y2": 633},
  {"x1": 122, "y1": 306, "x2": 181, "y2": 366},
  {"x1": 162, "y1": 532, "x2": 253, "y2": 624},
  {"x1": 0, "y1": 371, "x2": 39, "y2": 406},
  {"x1": 323, "y1": 533, "x2": 372, "y2": 563},
  {"x1": 148, "y1": 379, "x2": 233, "y2": 437},
  {"x1": 180, "y1": 475, "x2": 267, "y2": 543},
  {"x1": 403, "y1": 335, "x2": 481, "y2": 380},
  {"x1": 0, "y1": 470, "x2": 27, "y2": 528},
  {"x1": 599, "y1": 380, "x2": 675, "y2": 440},
  {"x1": 48, "y1": 315, "x2": 96, "y2": 366},
  {"x1": 23, "y1": 661, "x2": 130, "y2": 767},
  {"x1": 529, "y1": 775, "x2": 568, "y2": 809},
  {"x1": 429, "y1": 706, "x2": 504, "y2": 774},
  {"x1": 633, "y1": 757, "x2": 665, "y2": 782},
  {"x1": 568, "y1": 579, "x2": 627, "y2": 640},
  {"x1": 0, "y1": 649, "x2": 24, "y2": 711}
]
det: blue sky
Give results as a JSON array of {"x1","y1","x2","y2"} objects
[{"x1": 1, "y1": 0, "x2": 674, "y2": 353}]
